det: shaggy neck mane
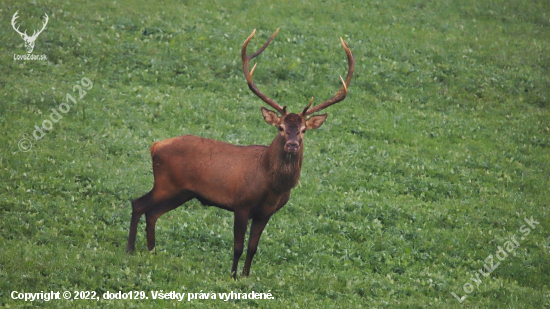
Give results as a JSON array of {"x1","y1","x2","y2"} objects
[{"x1": 263, "y1": 134, "x2": 303, "y2": 193}]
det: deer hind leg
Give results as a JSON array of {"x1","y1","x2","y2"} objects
[
  {"x1": 127, "y1": 190, "x2": 155, "y2": 253},
  {"x1": 127, "y1": 185, "x2": 191, "y2": 253},
  {"x1": 145, "y1": 191, "x2": 195, "y2": 251}
]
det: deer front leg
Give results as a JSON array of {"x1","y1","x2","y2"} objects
[
  {"x1": 243, "y1": 216, "x2": 270, "y2": 277},
  {"x1": 231, "y1": 211, "x2": 249, "y2": 279}
]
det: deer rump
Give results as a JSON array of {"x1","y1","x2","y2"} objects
[{"x1": 126, "y1": 28, "x2": 354, "y2": 279}]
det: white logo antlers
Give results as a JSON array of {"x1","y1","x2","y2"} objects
[{"x1": 11, "y1": 11, "x2": 49, "y2": 53}]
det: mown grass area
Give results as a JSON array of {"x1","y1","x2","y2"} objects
[{"x1": 1, "y1": 0, "x2": 549, "y2": 307}]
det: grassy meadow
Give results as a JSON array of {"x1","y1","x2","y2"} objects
[{"x1": 1, "y1": 0, "x2": 549, "y2": 307}]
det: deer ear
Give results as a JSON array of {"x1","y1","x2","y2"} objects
[
  {"x1": 306, "y1": 114, "x2": 327, "y2": 130},
  {"x1": 261, "y1": 107, "x2": 280, "y2": 126}
]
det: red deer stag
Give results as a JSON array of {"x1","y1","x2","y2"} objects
[{"x1": 126, "y1": 28, "x2": 354, "y2": 279}]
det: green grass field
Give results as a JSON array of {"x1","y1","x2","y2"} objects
[{"x1": 1, "y1": 0, "x2": 549, "y2": 307}]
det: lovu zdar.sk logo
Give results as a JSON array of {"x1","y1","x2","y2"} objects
[{"x1": 11, "y1": 11, "x2": 48, "y2": 60}]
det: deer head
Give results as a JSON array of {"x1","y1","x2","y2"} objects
[
  {"x1": 11, "y1": 11, "x2": 49, "y2": 53},
  {"x1": 242, "y1": 29, "x2": 355, "y2": 155}
]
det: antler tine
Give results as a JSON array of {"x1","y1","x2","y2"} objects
[
  {"x1": 242, "y1": 28, "x2": 286, "y2": 115},
  {"x1": 305, "y1": 37, "x2": 355, "y2": 116},
  {"x1": 11, "y1": 11, "x2": 26, "y2": 37},
  {"x1": 31, "y1": 13, "x2": 49, "y2": 39},
  {"x1": 301, "y1": 97, "x2": 314, "y2": 116}
]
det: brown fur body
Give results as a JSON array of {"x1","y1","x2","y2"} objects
[{"x1": 149, "y1": 134, "x2": 301, "y2": 217}]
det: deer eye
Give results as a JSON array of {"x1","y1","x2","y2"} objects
[
  {"x1": 301, "y1": 129, "x2": 306, "y2": 134},
  {"x1": 278, "y1": 127, "x2": 284, "y2": 132}
]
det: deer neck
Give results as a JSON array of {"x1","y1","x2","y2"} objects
[{"x1": 262, "y1": 134, "x2": 303, "y2": 193}]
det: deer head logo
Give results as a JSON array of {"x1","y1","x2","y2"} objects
[{"x1": 11, "y1": 11, "x2": 49, "y2": 54}]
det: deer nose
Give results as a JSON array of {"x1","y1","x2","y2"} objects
[{"x1": 285, "y1": 141, "x2": 299, "y2": 152}]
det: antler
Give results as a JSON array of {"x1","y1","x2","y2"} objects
[
  {"x1": 242, "y1": 28, "x2": 286, "y2": 115},
  {"x1": 32, "y1": 13, "x2": 50, "y2": 39},
  {"x1": 11, "y1": 11, "x2": 49, "y2": 40},
  {"x1": 304, "y1": 37, "x2": 354, "y2": 116},
  {"x1": 30, "y1": 13, "x2": 49, "y2": 39},
  {"x1": 11, "y1": 11, "x2": 28, "y2": 38}
]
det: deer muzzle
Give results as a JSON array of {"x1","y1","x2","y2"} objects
[{"x1": 284, "y1": 141, "x2": 300, "y2": 153}]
